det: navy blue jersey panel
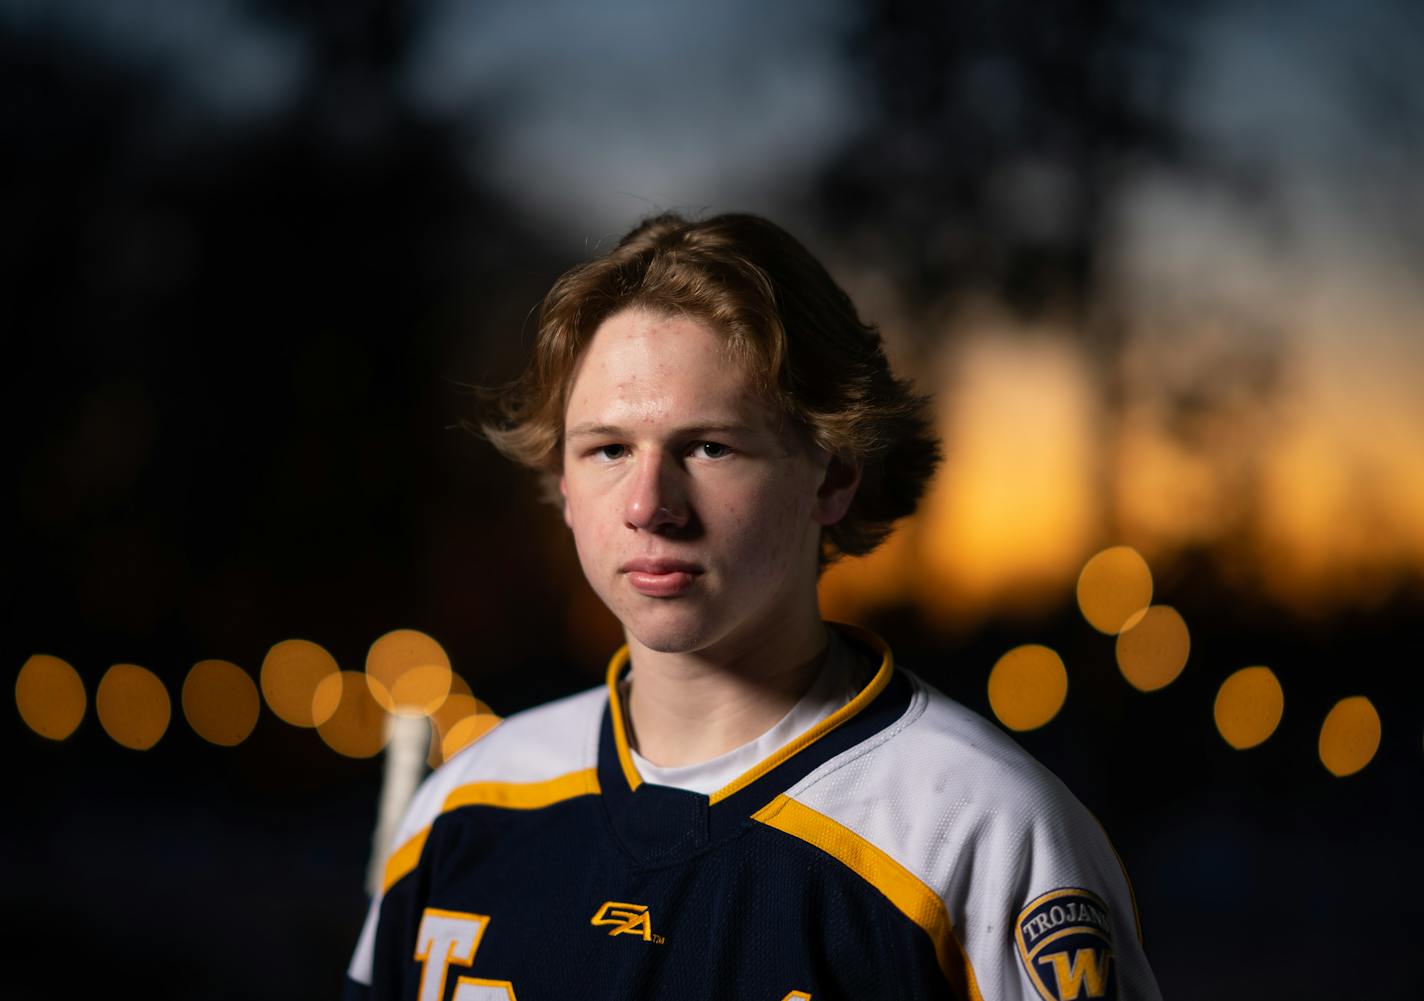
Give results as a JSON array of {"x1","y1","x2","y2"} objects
[
  {"x1": 369, "y1": 795, "x2": 957, "y2": 999},
  {"x1": 606, "y1": 781, "x2": 711, "y2": 864},
  {"x1": 742, "y1": 820, "x2": 958, "y2": 1001}
]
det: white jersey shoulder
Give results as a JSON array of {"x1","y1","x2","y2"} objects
[
  {"x1": 785, "y1": 668, "x2": 1162, "y2": 1001},
  {"x1": 406, "y1": 682, "x2": 605, "y2": 830}
]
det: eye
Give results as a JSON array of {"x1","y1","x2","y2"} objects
[
  {"x1": 592, "y1": 444, "x2": 627, "y2": 461},
  {"x1": 692, "y1": 441, "x2": 732, "y2": 459}
]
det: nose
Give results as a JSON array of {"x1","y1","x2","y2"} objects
[{"x1": 624, "y1": 451, "x2": 689, "y2": 533}]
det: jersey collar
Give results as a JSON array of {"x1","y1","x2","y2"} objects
[{"x1": 595, "y1": 624, "x2": 913, "y2": 863}]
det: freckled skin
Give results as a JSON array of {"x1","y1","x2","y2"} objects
[{"x1": 559, "y1": 308, "x2": 843, "y2": 666}]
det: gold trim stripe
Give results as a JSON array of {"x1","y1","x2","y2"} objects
[
  {"x1": 381, "y1": 829, "x2": 429, "y2": 894},
  {"x1": 441, "y1": 768, "x2": 601, "y2": 812},
  {"x1": 753, "y1": 794, "x2": 985, "y2": 1001},
  {"x1": 604, "y1": 646, "x2": 644, "y2": 793},
  {"x1": 708, "y1": 624, "x2": 893, "y2": 805},
  {"x1": 381, "y1": 768, "x2": 601, "y2": 892}
]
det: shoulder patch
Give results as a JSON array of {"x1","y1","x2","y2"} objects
[{"x1": 1014, "y1": 887, "x2": 1116, "y2": 1001}]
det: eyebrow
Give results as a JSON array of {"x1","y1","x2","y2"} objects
[{"x1": 564, "y1": 421, "x2": 758, "y2": 440}]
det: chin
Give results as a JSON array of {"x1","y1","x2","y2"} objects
[
  {"x1": 625, "y1": 621, "x2": 716, "y2": 656},
  {"x1": 618, "y1": 603, "x2": 727, "y2": 656}
]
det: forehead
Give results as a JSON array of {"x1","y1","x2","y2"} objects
[{"x1": 563, "y1": 309, "x2": 773, "y2": 429}]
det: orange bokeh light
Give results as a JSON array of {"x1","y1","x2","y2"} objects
[
  {"x1": 365, "y1": 629, "x2": 454, "y2": 717},
  {"x1": 1213, "y1": 666, "x2": 1284, "y2": 750},
  {"x1": 1115, "y1": 605, "x2": 1190, "y2": 691},
  {"x1": 987, "y1": 644, "x2": 1068, "y2": 732},
  {"x1": 16, "y1": 654, "x2": 86, "y2": 741},
  {"x1": 315, "y1": 671, "x2": 389, "y2": 759},
  {"x1": 1318, "y1": 696, "x2": 1381, "y2": 777},
  {"x1": 96, "y1": 663, "x2": 171, "y2": 750},
  {"x1": 261, "y1": 639, "x2": 340, "y2": 728},
  {"x1": 1077, "y1": 546, "x2": 1154, "y2": 634},
  {"x1": 182, "y1": 659, "x2": 260, "y2": 747}
]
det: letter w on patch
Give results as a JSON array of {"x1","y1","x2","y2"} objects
[{"x1": 1014, "y1": 888, "x2": 1116, "y2": 1000}]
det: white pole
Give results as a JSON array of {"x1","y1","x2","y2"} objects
[{"x1": 366, "y1": 713, "x2": 430, "y2": 897}]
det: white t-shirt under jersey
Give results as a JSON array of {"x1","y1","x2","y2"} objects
[{"x1": 626, "y1": 629, "x2": 863, "y2": 795}]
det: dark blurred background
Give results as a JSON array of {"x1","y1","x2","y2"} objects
[{"x1": 5, "y1": 1, "x2": 1422, "y2": 998}]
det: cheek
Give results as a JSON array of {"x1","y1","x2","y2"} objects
[
  {"x1": 725, "y1": 475, "x2": 819, "y2": 577},
  {"x1": 564, "y1": 492, "x2": 610, "y2": 567}
]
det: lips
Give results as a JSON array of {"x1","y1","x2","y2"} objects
[{"x1": 620, "y1": 558, "x2": 703, "y2": 598}]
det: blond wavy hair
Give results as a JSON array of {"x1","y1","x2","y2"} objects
[{"x1": 476, "y1": 212, "x2": 940, "y2": 562}]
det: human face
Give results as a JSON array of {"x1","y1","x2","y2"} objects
[{"x1": 560, "y1": 309, "x2": 841, "y2": 660}]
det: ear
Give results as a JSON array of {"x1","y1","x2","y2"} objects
[
  {"x1": 812, "y1": 452, "x2": 862, "y2": 527},
  {"x1": 559, "y1": 475, "x2": 573, "y2": 529}
]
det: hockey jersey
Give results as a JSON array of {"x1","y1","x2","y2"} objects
[{"x1": 345, "y1": 625, "x2": 1162, "y2": 1000}]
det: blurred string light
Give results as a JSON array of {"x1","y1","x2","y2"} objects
[
  {"x1": 8, "y1": 620, "x2": 1394, "y2": 779},
  {"x1": 17, "y1": 628, "x2": 503, "y2": 763},
  {"x1": 260, "y1": 638, "x2": 340, "y2": 727},
  {"x1": 987, "y1": 644, "x2": 1067, "y2": 731},
  {"x1": 181, "y1": 659, "x2": 259, "y2": 747},
  {"x1": 1213, "y1": 666, "x2": 1284, "y2": 750},
  {"x1": 1318, "y1": 696, "x2": 1381, "y2": 777},
  {"x1": 1115, "y1": 605, "x2": 1190, "y2": 692},
  {"x1": 96, "y1": 663, "x2": 171, "y2": 750},
  {"x1": 16, "y1": 654, "x2": 86, "y2": 740},
  {"x1": 1076, "y1": 546, "x2": 1153, "y2": 634}
]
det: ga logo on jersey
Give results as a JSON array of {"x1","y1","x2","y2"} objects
[
  {"x1": 590, "y1": 901, "x2": 665, "y2": 944},
  {"x1": 1014, "y1": 887, "x2": 1116, "y2": 1000}
]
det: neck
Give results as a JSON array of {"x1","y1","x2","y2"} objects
[{"x1": 623, "y1": 614, "x2": 831, "y2": 768}]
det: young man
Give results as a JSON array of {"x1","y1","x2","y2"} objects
[{"x1": 345, "y1": 214, "x2": 1162, "y2": 1000}]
